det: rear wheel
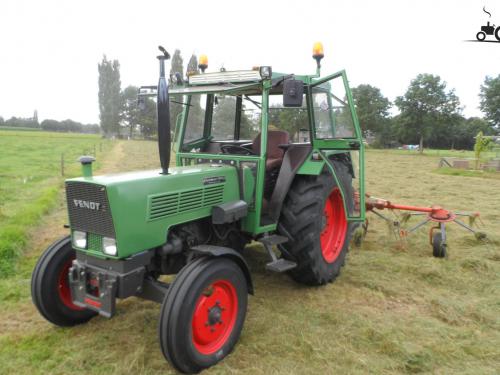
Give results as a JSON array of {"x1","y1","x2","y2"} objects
[
  {"x1": 159, "y1": 257, "x2": 248, "y2": 373},
  {"x1": 278, "y1": 162, "x2": 354, "y2": 285},
  {"x1": 31, "y1": 236, "x2": 97, "y2": 326}
]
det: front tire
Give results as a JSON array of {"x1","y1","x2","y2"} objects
[
  {"x1": 476, "y1": 31, "x2": 486, "y2": 41},
  {"x1": 278, "y1": 162, "x2": 354, "y2": 285},
  {"x1": 31, "y1": 236, "x2": 97, "y2": 326},
  {"x1": 159, "y1": 257, "x2": 248, "y2": 374}
]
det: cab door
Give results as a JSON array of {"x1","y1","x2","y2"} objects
[{"x1": 309, "y1": 70, "x2": 365, "y2": 222}]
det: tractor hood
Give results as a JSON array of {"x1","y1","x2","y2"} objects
[{"x1": 65, "y1": 164, "x2": 240, "y2": 259}]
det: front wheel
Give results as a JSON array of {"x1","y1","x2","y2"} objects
[
  {"x1": 495, "y1": 27, "x2": 500, "y2": 41},
  {"x1": 476, "y1": 31, "x2": 486, "y2": 41},
  {"x1": 31, "y1": 236, "x2": 97, "y2": 326},
  {"x1": 159, "y1": 257, "x2": 248, "y2": 374}
]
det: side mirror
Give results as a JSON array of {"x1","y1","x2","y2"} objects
[{"x1": 283, "y1": 79, "x2": 304, "y2": 107}]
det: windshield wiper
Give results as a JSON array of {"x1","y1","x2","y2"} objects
[
  {"x1": 170, "y1": 100, "x2": 192, "y2": 107},
  {"x1": 243, "y1": 95, "x2": 261, "y2": 109}
]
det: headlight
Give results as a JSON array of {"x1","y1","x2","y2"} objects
[
  {"x1": 73, "y1": 231, "x2": 87, "y2": 249},
  {"x1": 103, "y1": 237, "x2": 117, "y2": 256}
]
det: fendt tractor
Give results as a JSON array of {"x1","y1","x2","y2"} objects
[{"x1": 31, "y1": 43, "x2": 365, "y2": 373}]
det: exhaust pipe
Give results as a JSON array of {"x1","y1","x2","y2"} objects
[{"x1": 157, "y1": 46, "x2": 171, "y2": 175}]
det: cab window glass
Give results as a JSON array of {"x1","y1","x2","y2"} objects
[
  {"x1": 268, "y1": 94, "x2": 309, "y2": 142},
  {"x1": 184, "y1": 94, "x2": 207, "y2": 142},
  {"x1": 312, "y1": 77, "x2": 355, "y2": 139}
]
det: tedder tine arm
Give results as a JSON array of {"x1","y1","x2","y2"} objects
[
  {"x1": 453, "y1": 219, "x2": 478, "y2": 234},
  {"x1": 407, "y1": 218, "x2": 431, "y2": 233}
]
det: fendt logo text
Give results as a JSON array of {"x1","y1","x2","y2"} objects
[{"x1": 73, "y1": 199, "x2": 101, "y2": 210}]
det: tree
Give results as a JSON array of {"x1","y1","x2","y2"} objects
[
  {"x1": 395, "y1": 74, "x2": 461, "y2": 153},
  {"x1": 0, "y1": 116, "x2": 4, "y2": 126},
  {"x1": 479, "y1": 75, "x2": 500, "y2": 130},
  {"x1": 4, "y1": 116, "x2": 37, "y2": 128},
  {"x1": 98, "y1": 55, "x2": 122, "y2": 136},
  {"x1": 351, "y1": 84, "x2": 391, "y2": 136},
  {"x1": 120, "y1": 85, "x2": 141, "y2": 138},
  {"x1": 186, "y1": 54, "x2": 199, "y2": 76},
  {"x1": 33, "y1": 110, "x2": 39, "y2": 127},
  {"x1": 474, "y1": 131, "x2": 492, "y2": 169},
  {"x1": 40, "y1": 118, "x2": 98, "y2": 133},
  {"x1": 138, "y1": 97, "x2": 157, "y2": 138},
  {"x1": 170, "y1": 49, "x2": 184, "y2": 79}
]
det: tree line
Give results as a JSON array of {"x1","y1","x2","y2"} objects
[
  {"x1": 0, "y1": 111, "x2": 99, "y2": 133},
  {"x1": 97, "y1": 52, "x2": 500, "y2": 151},
  {"x1": 352, "y1": 74, "x2": 499, "y2": 151}
]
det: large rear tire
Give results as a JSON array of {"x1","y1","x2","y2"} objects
[
  {"x1": 31, "y1": 236, "x2": 97, "y2": 326},
  {"x1": 278, "y1": 161, "x2": 355, "y2": 285},
  {"x1": 159, "y1": 257, "x2": 248, "y2": 374}
]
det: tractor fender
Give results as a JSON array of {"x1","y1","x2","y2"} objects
[
  {"x1": 190, "y1": 245, "x2": 254, "y2": 294},
  {"x1": 267, "y1": 144, "x2": 312, "y2": 221}
]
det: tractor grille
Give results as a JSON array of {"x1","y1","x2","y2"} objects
[
  {"x1": 66, "y1": 182, "x2": 116, "y2": 238},
  {"x1": 148, "y1": 185, "x2": 224, "y2": 221},
  {"x1": 87, "y1": 232, "x2": 103, "y2": 252}
]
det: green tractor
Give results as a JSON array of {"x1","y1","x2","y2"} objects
[{"x1": 31, "y1": 43, "x2": 365, "y2": 373}]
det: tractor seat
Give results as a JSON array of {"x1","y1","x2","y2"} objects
[{"x1": 252, "y1": 130, "x2": 290, "y2": 170}]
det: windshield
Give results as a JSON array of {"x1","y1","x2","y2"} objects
[
  {"x1": 180, "y1": 93, "x2": 261, "y2": 150},
  {"x1": 211, "y1": 95, "x2": 260, "y2": 141}
]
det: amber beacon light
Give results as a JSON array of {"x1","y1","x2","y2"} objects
[
  {"x1": 198, "y1": 55, "x2": 208, "y2": 73},
  {"x1": 312, "y1": 42, "x2": 324, "y2": 69}
]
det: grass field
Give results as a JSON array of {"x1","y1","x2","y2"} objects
[
  {"x1": 0, "y1": 130, "x2": 111, "y2": 276},
  {"x1": 0, "y1": 139, "x2": 499, "y2": 374}
]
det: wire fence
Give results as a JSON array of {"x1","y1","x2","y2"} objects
[{"x1": 60, "y1": 143, "x2": 104, "y2": 176}]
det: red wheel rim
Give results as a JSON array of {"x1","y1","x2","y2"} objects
[
  {"x1": 320, "y1": 187, "x2": 348, "y2": 263},
  {"x1": 191, "y1": 279, "x2": 238, "y2": 355},
  {"x1": 57, "y1": 257, "x2": 83, "y2": 311}
]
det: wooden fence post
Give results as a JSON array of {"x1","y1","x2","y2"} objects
[{"x1": 61, "y1": 153, "x2": 64, "y2": 176}]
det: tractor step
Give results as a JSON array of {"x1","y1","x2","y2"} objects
[
  {"x1": 258, "y1": 235, "x2": 296, "y2": 273},
  {"x1": 258, "y1": 234, "x2": 289, "y2": 246},
  {"x1": 266, "y1": 258, "x2": 297, "y2": 272}
]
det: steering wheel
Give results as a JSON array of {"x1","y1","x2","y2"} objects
[{"x1": 220, "y1": 144, "x2": 256, "y2": 155}]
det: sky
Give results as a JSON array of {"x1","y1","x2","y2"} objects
[{"x1": 0, "y1": 0, "x2": 499, "y2": 125}]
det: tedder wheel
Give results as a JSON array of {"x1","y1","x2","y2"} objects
[
  {"x1": 432, "y1": 232, "x2": 447, "y2": 258},
  {"x1": 476, "y1": 31, "x2": 486, "y2": 41},
  {"x1": 31, "y1": 236, "x2": 97, "y2": 326},
  {"x1": 278, "y1": 161, "x2": 355, "y2": 285},
  {"x1": 159, "y1": 257, "x2": 248, "y2": 374}
]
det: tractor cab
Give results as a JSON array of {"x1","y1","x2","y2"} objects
[{"x1": 162, "y1": 49, "x2": 365, "y2": 235}]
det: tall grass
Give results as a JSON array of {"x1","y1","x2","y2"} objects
[
  {"x1": 0, "y1": 186, "x2": 58, "y2": 276},
  {"x1": 0, "y1": 130, "x2": 111, "y2": 276}
]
